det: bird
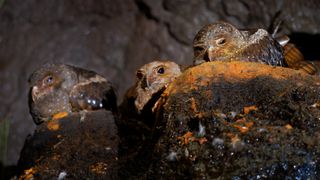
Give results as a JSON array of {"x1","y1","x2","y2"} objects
[
  {"x1": 117, "y1": 60, "x2": 182, "y2": 155},
  {"x1": 269, "y1": 20, "x2": 318, "y2": 75},
  {"x1": 120, "y1": 60, "x2": 182, "y2": 117},
  {"x1": 28, "y1": 63, "x2": 117, "y2": 124},
  {"x1": 193, "y1": 21, "x2": 286, "y2": 67}
]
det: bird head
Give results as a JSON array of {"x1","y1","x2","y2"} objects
[
  {"x1": 29, "y1": 63, "x2": 77, "y2": 102},
  {"x1": 136, "y1": 61, "x2": 181, "y2": 90},
  {"x1": 134, "y1": 60, "x2": 182, "y2": 112},
  {"x1": 193, "y1": 21, "x2": 246, "y2": 65}
]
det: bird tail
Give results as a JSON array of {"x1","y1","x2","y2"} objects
[{"x1": 284, "y1": 43, "x2": 318, "y2": 75}]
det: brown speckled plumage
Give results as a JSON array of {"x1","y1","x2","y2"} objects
[
  {"x1": 29, "y1": 63, "x2": 117, "y2": 124},
  {"x1": 193, "y1": 21, "x2": 285, "y2": 67},
  {"x1": 120, "y1": 60, "x2": 182, "y2": 116}
]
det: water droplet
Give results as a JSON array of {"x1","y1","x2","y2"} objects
[
  {"x1": 166, "y1": 151, "x2": 177, "y2": 161},
  {"x1": 212, "y1": 138, "x2": 224, "y2": 146},
  {"x1": 184, "y1": 148, "x2": 189, "y2": 157}
]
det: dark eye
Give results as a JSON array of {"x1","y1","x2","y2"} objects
[
  {"x1": 43, "y1": 75, "x2": 54, "y2": 85},
  {"x1": 157, "y1": 67, "x2": 165, "y2": 74},
  {"x1": 216, "y1": 38, "x2": 226, "y2": 45},
  {"x1": 136, "y1": 70, "x2": 144, "y2": 80}
]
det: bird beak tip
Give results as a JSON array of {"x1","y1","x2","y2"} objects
[
  {"x1": 31, "y1": 86, "x2": 39, "y2": 101},
  {"x1": 207, "y1": 47, "x2": 215, "y2": 61}
]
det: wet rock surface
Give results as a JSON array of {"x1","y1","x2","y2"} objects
[
  {"x1": 147, "y1": 62, "x2": 320, "y2": 179},
  {"x1": 1, "y1": 0, "x2": 320, "y2": 174},
  {"x1": 17, "y1": 110, "x2": 118, "y2": 179}
]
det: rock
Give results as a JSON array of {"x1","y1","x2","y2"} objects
[
  {"x1": 17, "y1": 110, "x2": 119, "y2": 179},
  {"x1": 148, "y1": 61, "x2": 320, "y2": 179}
]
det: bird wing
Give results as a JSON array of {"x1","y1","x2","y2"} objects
[
  {"x1": 69, "y1": 75, "x2": 117, "y2": 113},
  {"x1": 240, "y1": 32, "x2": 285, "y2": 66}
]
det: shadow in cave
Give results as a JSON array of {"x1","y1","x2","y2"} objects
[
  {"x1": 289, "y1": 33, "x2": 320, "y2": 60},
  {"x1": 0, "y1": 163, "x2": 17, "y2": 180}
]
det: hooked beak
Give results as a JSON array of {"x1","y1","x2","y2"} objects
[
  {"x1": 147, "y1": 75, "x2": 157, "y2": 87},
  {"x1": 207, "y1": 46, "x2": 215, "y2": 61},
  {"x1": 194, "y1": 59, "x2": 206, "y2": 65},
  {"x1": 194, "y1": 46, "x2": 215, "y2": 65},
  {"x1": 31, "y1": 86, "x2": 40, "y2": 102},
  {"x1": 141, "y1": 77, "x2": 150, "y2": 89}
]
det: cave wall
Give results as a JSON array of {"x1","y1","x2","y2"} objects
[{"x1": 0, "y1": 0, "x2": 319, "y2": 166}]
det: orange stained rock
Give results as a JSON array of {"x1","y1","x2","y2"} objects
[
  {"x1": 233, "y1": 118, "x2": 254, "y2": 133},
  {"x1": 52, "y1": 111, "x2": 69, "y2": 120},
  {"x1": 195, "y1": 112, "x2": 205, "y2": 119},
  {"x1": 20, "y1": 168, "x2": 35, "y2": 180},
  {"x1": 51, "y1": 154, "x2": 61, "y2": 161},
  {"x1": 24, "y1": 168, "x2": 34, "y2": 174},
  {"x1": 230, "y1": 134, "x2": 241, "y2": 145},
  {"x1": 161, "y1": 61, "x2": 320, "y2": 111},
  {"x1": 47, "y1": 120, "x2": 60, "y2": 131},
  {"x1": 163, "y1": 61, "x2": 320, "y2": 100},
  {"x1": 235, "y1": 117, "x2": 246, "y2": 123},
  {"x1": 226, "y1": 132, "x2": 236, "y2": 139},
  {"x1": 285, "y1": 124, "x2": 293, "y2": 130},
  {"x1": 90, "y1": 162, "x2": 109, "y2": 175},
  {"x1": 243, "y1": 105, "x2": 258, "y2": 114},
  {"x1": 178, "y1": 131, "x2": 195, "y2": 145},
  {"x1": 188, "y1": 98, "x2": 205, "y2": 118},
  {"x1": 233, "y1": 123, "x2": 252, "y2": 133},
  {"x1": 311, "y1": 102, "x2": 320, "y2": 108},
  {"x1": 190, "y1": 97, "x2": 198, "y2": 113},
  {"x1": 46, "y1": 111, "x2": 68, "y2": 131},
  {"x1": 198, "y1": 137, "x2": 208, "y2": 145},
  {"x1": 177, "y1": 131, "x2": 209, "y2": 145}
]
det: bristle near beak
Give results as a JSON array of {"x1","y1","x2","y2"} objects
[{"x1": 140, "y1": 77, "x2": 149, "y2": 89}]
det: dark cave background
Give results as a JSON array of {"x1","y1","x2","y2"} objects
[{"x1": 0, "y1": 0, "x2": 320, "y2": 168}]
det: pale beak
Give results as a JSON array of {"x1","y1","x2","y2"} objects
[
  {"x1": 141, "y1": 77, "x2": 150, "y2": 89},
  {"x1": 207, "y1": 46, "x2": 215, "y2": 61},
  {"x1": 146, "y1": 78, "x2": 150, "y2": 88},
  {"x1": 194, "y1": 59, "x2": 206, "y2": 65},
  {"x1": 31, "y1": 86, "x2": 40, "y2": 102},
  {"x1": 147, "y1": 76, "x2": 157, "y2": 88}
]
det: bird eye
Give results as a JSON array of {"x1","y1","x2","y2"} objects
[
  {"x1": 216, "y1": 38, "x2": 226, "y2": 45},
  {"x1": 43, "y1": 75, "x2": 54, "y2": 85},
  {"x1": 136, "y1": 70, "x2": 144, "y2": 80},
  {"x1": 157, "y1": 67, "x2": 165, "y2": 74}
]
